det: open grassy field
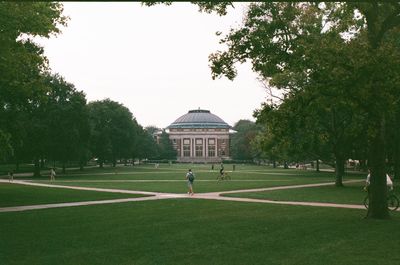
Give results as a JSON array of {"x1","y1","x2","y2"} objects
[
  {"x1": 22, "y1": 164, "x2": 363, "y2": 194},
  {"x1": 1, "y1": 164, "x2": 398, "y2": 265},
  {"x1": 1, "y1": 199, "x2": 399, "y2": 265},
  {"x1": 0, "y1": 183, "x2": 147, "y2": 207},
  {"x1": 224, "y1": 181, "x2": 400, "y2": 205}
]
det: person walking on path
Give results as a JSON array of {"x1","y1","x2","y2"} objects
[
  {"x1": 186, "y1": 169, "x2": 195, "y2": 196},
  {"x1": 219, "y1": 165, "x2": 225, "y2": 179},
  {"x1": 50, "y1": 168, "x2": 56, "y2": 182}
]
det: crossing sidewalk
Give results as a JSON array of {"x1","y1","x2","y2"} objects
[{"x1": 0, "y1": 179, "x2": 377, "y2": 213}]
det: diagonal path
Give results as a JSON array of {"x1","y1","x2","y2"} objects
[
  {"x1": 0, "y1": 179, "x2": 381, "y2": 213},
  {"x1": 207, "y1": 179, "x2": 363, "y2": 196},
  {"x1": 0, "y1": 197, "x2": 159, "y2": 213},
  {"x1": 1, "y1": 179, "x2": 159, "y2": 196}
]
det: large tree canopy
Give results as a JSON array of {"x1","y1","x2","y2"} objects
[
  {"x1": 0, "y1": 2, "x2": 67, "y2": 161},
  {"x1": 88, "y1": 99, "x2": 142, "y2": 167},
  {"x1": 231, "y1": 119, "x2": 260, "y2": 161},
  {"x1": 208, "y1": 2, "x2": 400, "y2": 219},
  {"x1": 0, "y1": 2, "x2": 67, "y2": 107}
]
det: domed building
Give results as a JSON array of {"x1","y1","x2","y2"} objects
[{"x1": 166, "y1": 109, "x2": 233, "y2": 162}]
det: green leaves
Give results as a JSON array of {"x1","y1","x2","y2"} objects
[{"x1": 0, "y1": 2, "x2": 67, "y2": 162}]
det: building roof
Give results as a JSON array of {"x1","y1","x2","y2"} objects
[{"x1": 167, "y1": 109, "x2": 231, "y2": 129}]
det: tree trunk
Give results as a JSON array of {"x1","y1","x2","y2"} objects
[
  {"x1": 33, "y1": 158, "x2": 41, "y2": 177},
  {"x1": 79, "y1": 159, "x2": 84, "y2": 171},
  {"x1": 40, "y1": 157, "x2": 45, "y2": 169},
  {"x1": 335, "y1": 156, "x2": 344, "y2": 187},
  {"x1": 366, "y1": 119, "x2": 389, "y2": 219},
  {"x1": 394, "y1": 154, "x2": 400, "y2": 181},
  {"x1": 316, "y1": 159, "x2": 320, "y2": 172},
  {"x1": 272, "y1": 160, "x2": 276, "y2": 168},
  {"x1": 394, "y1": 136, "x2": 400, "y2": 180},
  {"x1": 62, "y1": 162, "x2": 66, "y2": 174}
]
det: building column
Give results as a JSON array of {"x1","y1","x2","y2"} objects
[
  {"x1": 203, "y1": 138, "x2": 207, "y2": 157},
  {"x1": 191, "y1": 138, "x2": 194, "y2": 157},
  {"x1": 180, "y1": 138, "x2": 183, "y2": 159}
]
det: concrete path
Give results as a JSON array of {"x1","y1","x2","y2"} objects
[
  {"x1": 193, "y1": 179, "x2": 369, "y2": 211},
  {"x1": 217, "y1": 179, "x2": 363, "y2": 195},
  {"x1": 0, "y1": 179, "x2": 379, "y2": 213},
  {"x1": 23, "y1": 179, "x2": 295, "y2": 183},
  {"x1": 0, "y1": 197, "x2": 160, "y2": 213},
  {"x1": 194, "y1": 194, "x2": 366, "y2": 210},
  {"x1": 1, "y1": 179, "x2": 159, "y2": 196}
]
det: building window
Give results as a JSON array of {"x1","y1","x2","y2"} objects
[
  {"x1": 208, "y1": 146, "x2": 215, "y2": 157},
  {"x1": 195, "y1": 138, "x2": 203, "y2": 157},
  {"x1": 183, "y1": 138, "x2": 190, "y2": 157},
  {"x1": 208, "y1": 138, "x2": 215, "y2": 157},
  {"x1": 220, "y1": 149, "x2": 225, "y2": 156}
]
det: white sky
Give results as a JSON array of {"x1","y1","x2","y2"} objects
[{"x1": 36, "y1": 2, "x2": 266, "y2": 128}]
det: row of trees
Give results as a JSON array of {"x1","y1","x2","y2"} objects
[
  {"x1": 207, "y1": 2, "x2": 400, "y2": 218},
  {"x1": 0, "y1": 2, "x2": 176, "y2": 175},
  {"x1": 2, "y1": 70, "x2": 174, "y2": 175}
]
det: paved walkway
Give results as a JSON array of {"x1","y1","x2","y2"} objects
[{"x1": 0, "y1": 179, "x2": 375, "y2": 213}]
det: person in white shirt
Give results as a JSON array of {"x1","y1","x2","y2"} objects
[
  {"x1": 50, "y1": 168, "x2": 56, "y2": 181},
  {"x1": 365, "y1": 169, "x2": 393, "y2": 191}
]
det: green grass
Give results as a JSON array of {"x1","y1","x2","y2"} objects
[
  {"x1": 1, "y1": 165, "x2": 397, "y2": 264},
  {"x1": 32, "y1": 178, "x2": 333, "y2": 194},
  {"x1": 0, "y1": 163, "x2": 34, "y2": 175},
  {"x1": 25, "y1": 165, "x2": 353, "y2": 194},
  {"x1": 224, "y1": 182, "x2": 367, "y2": 204},
  {"x1": 0, "y1": 199, "x2": 399, "y2": 265},
  {"x1": 224, "y1": 181, "x2": 400, "y2": 205},
  {"x1": 0, "y1": 183, "x2": 147, "y2": 207}
]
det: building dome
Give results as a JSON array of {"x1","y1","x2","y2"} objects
[{"x1": 167, "y1": 109, "x2": 230, "y2": 129}]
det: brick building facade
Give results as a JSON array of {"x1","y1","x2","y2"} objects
[{"x1": 166, "y1": 109, "x2": 233, "y2": 163}]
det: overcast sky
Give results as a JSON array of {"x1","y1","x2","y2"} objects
[{"x1": 36, "y1": 2, "x2": 266, "y2": 128}]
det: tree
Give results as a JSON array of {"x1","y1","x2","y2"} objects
[
  {"x1": 0, "y1": 130, "x2": 13, "y2": 162},
  {"x1": 347, "y1": 3, "x2": 400, "y2": 218},
  {"x1": 231, "y1": 120, "x2": 260, "y2": 161},
  {"x1": 0, "y1": 2, "x2": 67, "y2": 110},
  {"x1": 0, "y1": 2, "x2": 67, "y2": 172},
  {"x1": 43, "y1": 74, "x2": 90, "y2": 173},
  {"x1": 88, "y1": 99, "x2": 141, "y2": 167},
  {"x1": 135, "y1": 126, "x2": 159, "y2": 161},
  {"x1": 143, "y1": 126, "x2": 160, "y2": 159},
  {"x1": 157, "y1": 130, "x2": 176, "y2": 160},
  {"x1": 208, "y1": 2, "x2": 400, "y2": 218}
]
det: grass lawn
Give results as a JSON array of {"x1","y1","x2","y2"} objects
[
  {"x1": 11, "y1": 163, "x2": 353, "y2": 179},
  {"x1": 224, "y1": 182, "x2": 367, "y2": 204},
  {"x1": 33, "y1": 178, "x2": 333, "y2": 194},
  {"x1": 224, "y1": 181, "x2": 400, "y2": 205},
  {"x1": 0, "y1": 183, "x2": 147, "y2": 207},
  {"x1": 0, "y1": 199, "x2": 399, "y2": 265},
  {"x1": 24, "y1": 165, "x2": 357, "y2": 194},
  {"x1": 3, "y1": 165, "x2": 396, "y2": 264}
]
